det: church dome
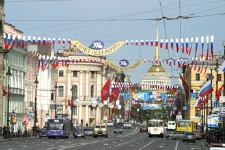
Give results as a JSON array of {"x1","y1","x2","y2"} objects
[{"x1": 148, "y1": 65, "x2": 166, "y2": 73}]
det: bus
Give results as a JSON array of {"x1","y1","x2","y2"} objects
[
  {"x1": 148, "y1": 119, "x2": 165, "y2": 138},
  {"x1": 47, "y1": 119, "x2": 70, "y2": 139},
  {"x1": 176, "y1": 120, "x2": 197, "y2": 133}
]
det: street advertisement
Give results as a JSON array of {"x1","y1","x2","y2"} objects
[{"x1": 207, "y1": 114, "x2": 219, "y2": 128}]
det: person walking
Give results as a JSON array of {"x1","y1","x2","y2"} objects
[{"x1": 17, "y1": 125, "x2": 21, "y2": 138}]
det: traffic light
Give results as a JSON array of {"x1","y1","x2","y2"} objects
[{"x1": 51, "y1": 93, "x2": 54, "y2": 100}]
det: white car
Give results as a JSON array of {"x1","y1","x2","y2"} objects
[
  {"x1": 123, "y1": 122, "x2": 132, "y2": 129},
  {"x1": 106, "y1": 121, "x2": 114, "y2": 127}
]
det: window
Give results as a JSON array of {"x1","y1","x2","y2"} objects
[
  {"x1": 72, "y1": 106, "x2": 77, "y2": 116},
  {"x1": 59, "y1": 70, "x2": 64, "y2": 77},
  {"x1": 58, "y1": 86, "x2": 64, "y2": 97},
  {"x1": 73, "y1": 71, "x2": 77, "y2": 77},
  {"x1": 91, "y1": 85, "x2": 94, "y2": 97},
  {"x1": 91, "y1": 71, "x2": 95, "y2": 78},
  {"x1": 195, "y1": 74, "x2": 200, "y2": 81},
  {"x1": 90, "y1": 107, "x2": 94, "y2": 116},
  {"x1": 72, "y1": 85, "x2": 78, "y2": 99},
  {"x1": 218, "y1": 74, "x2": 222, "y2": 81}
]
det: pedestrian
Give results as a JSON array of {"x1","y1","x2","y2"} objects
[
  {"x1": 86, "y1": 122, "x2": 88, "y2": 127},
  {"x1": 17, "y1": 125, "x2": 21, "y2": 137}
]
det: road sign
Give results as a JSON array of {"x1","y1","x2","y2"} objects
[
  {"x1": 123, "y1": 93, "x2": 130, "y2": 99},
  {"x1": 214, "y1": 101, "x2": 220, "y2": 107}
]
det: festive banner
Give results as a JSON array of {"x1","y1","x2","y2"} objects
[
  {"x1": 104, "y1": 59, "x2": 143, "y2": 71},
  {"x1": 71, "y1": 40, "x2": 124, "y2": 56}
]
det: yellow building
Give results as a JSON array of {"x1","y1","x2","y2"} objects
[{"x1": 184, "y1": 56, "x2": 224, "y2": 125}]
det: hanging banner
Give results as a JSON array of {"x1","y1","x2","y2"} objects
[
  {"x1": 23, "y1": 114, "x2": 28, "y2": 125},
  {"x1": 71, "y1": 40, "x2": 124, "y2": 56},
  {"x1": 104, "y1": 59, "x2": 143, "y2": 71}
]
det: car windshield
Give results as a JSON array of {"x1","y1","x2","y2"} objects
[
  {"x1": 84, "y1": 128, "x2": 93, "y2": 131},
  {"x1": 185, "y1": 132, "x2": 194, "y2": 135},
  {"x1": 115, "y1": 126, "x2": 122, "y2": 129}
]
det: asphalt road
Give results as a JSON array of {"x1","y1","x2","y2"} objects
[{"x1": 0, "y1": 126, "x2": 209, "y2": 150}]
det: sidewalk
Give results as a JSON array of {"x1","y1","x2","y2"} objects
[{"x1": 0, "y1": 135, "x2": 37, "y2": 141}]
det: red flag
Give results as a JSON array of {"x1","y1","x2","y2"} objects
[
  {"x1": 2, "y1": 85, "x2": 7, "y2": 96},
  {"x1": 101, "y1": 78, "x2": 110, "y2": 103},
  {"x1": 216, "y1": 84, "x2": 223, "y2": 100},
  {"x1": 68, "y1": 99, "x2": 71, "y2": 106},
  {"x1": 179, "y1": 73, "x2": 189, "y2": 98},
  {"x1": 109, "y1": 88, "x2": 119, "y2": 103}
]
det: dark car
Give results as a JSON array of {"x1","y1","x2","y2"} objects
[
  {"x1": 39, "y1": 128, "x2": 47, "y2": 138},
  {"x1": 194, "y1": 131, "x2": 202, "y2": 140},
  {"x1": 182, "y1": 132, "x2": 196, "y2": 143},
  {"x1": 114, "y1": 126, "x2": 123, "y2": 134},
  {"x1": 73, "y1": 126, "x2": 85, "y2": 138},
  {"x1": 139, "y1": 125, "x2": 148, "y2": 132},
  {"x1": 84, "y1": 127, "x2": 94, "y2": 136}
]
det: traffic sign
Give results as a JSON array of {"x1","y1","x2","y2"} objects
[{"x1": 123, "y1": 93, "x2": 130, "y2": 99}]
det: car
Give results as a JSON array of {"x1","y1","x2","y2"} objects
[
  {"x1": 182, "y1": 132, "x2": 196, "y2": 143},
  {"x1": 139, "y1": 125, "x2": 148, "y2": 132},
  {"x1": 93, "y1": 123, "x2": 108, "y2": 138},
  {"x1": 73, "y1": 126, "x2": 85, "y2": 138},
  {"x1": 165, "y1": 131, "x2": 184, "y2": 140},
  {"x1": 114, "y1": 126, "x2": 123, "y2": 134},
  {"x1": 106, "y1": 120, "x2": 114, "y2": 127},
  {"x1": 194, "y1": 131, "x2": 202, "y2": 140},
  {"x1": 123, "y1": 122, "x2": 132, "y2": 129},
  {"x1": 39, "y1": 127, "x2": 47, "y2": 138},
  {"x1": 84, "y1": 127, "x2": 94, "y2": 136}
]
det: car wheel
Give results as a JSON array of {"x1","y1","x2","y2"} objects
[
  {"x1": 182, "y1": 140, "x2": 185, "y2": 142},
  {"x1": 120, "y1": 132, "x2": 122, "y2": 134},
  {"x1": 105, "y1": 134, "x2": 108, "y2": 138},
  {"x1": 193, "y1": 140, "x2": 196, "y2": 143},
  {"x1": 114, "y1": 132, "x2": 116, "y2": 134},
  {"x1": 168, "y1": 136, "x2": 172, "y2": 140}
]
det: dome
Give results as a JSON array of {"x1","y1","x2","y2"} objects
[{"x1": 148, "y1": 65, "x2": 166, "y2": 73}]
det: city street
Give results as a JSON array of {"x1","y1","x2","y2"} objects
[{"x1": 0, "y1": 126, "x2": 209, "y2": 150}]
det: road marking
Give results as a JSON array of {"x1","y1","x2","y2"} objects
[
  {"x1": 175, "y1": 141, "x2": 179, "y2": 150},
  {"x1": 115, "y1": 139, "x2": 135, "y2": 147},
  {"x1": 139, "y1": 140, "x2": 155, "y2": 150}
]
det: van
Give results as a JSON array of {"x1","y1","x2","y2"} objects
[{"x1": 167, "y1": 121, "x2": 176, "y2": 131}]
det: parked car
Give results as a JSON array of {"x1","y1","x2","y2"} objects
[
  {"x1": 194, "y1": 131, "x2": 203, "y2": 140},
  {"x1": 39, "y1": 127, "x2": 47, "y2": 138},
  {"x1": 106, "y1": 120, "x2": 114, "y2": 127},
  {"x1": 182, "y1": 132, "x2": 196, "y2": 143},
  {"x1": 114, "y1": 126, "x2": 123, "y2": 134},
  {"x1": 84, "y1": 127, "x2": 94, "y2": 136},
  {"x1": 139, "y1": 125, "x2": 148, "y2": 132},
  {"x1": 73, "y1": 126, "x2": 85, "y2": 138},
  {"x1": 165, "y1": 131, "x2": 184, "y2": 140}
]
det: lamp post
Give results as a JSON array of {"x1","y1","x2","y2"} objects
[
  {"x1": 6, "y1": 67, "x2": 12, "y2": 139},
  {"x1": 54, "y1": 85, "x2": 58, "y2": 119},
  {"x1": 209, "y1": 66, "x2": 214, "y2": 111},
  {"x1": 33, "y1": 75, "x2": 38, "y2": 136},
  {"x1": 215, "y1": 57, "x2": 219, "y2": 101},
  {"x1": 71, "y1": 86, "x2": 74, "y2": 127}
]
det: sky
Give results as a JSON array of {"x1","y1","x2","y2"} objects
[{"x1": 5, "y1": 0, "x2": 225, "y2": 84}]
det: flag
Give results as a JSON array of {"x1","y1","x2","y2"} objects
[
  {"x1": 140, "y1": 40, "x2": 144, "y2": 46},
  {"x1": 135, "y1": 40, "x2": 138, "y2": 46},
  {"x1": 38, "y1": 37, "x2": 41, "y2": 46},
  {"x1": 2, "y1": 85, "x2": 7, "y2": 96},
  {"x1": 165, "y1": 39, "x2": 168, "y2": 50},
  {"x1": 175, "y1": 39, "x2": 179, "y2": 52},
  {"x1": 109, "y1": 87, "x2": 120, "y2": 103},
  {"x1": 170, "y1": 39, "x2": 174, "y2": 50},
  {"x1": 155, "y1": 39, "x2": 158, "y2": 47},
  {"x1": 16, "y1": 36, "x2": 21, "y2": 47},
  {"x1": 179, "y1": 73, "x2": 189, "y2": 98},
  {"x1": 201, "y1": 36, "x2": 204, "y2": 59},
  {"x1": 216, "y1": 84, "x2": 223, "y2": 101},
  {"x1": 194, "y1": 37, "x2": 199, "y2": 58},
  {"x1": 3, "y1": 33, "x2": 8, "y2": 49},
  {"x1": 101, "y1": 78, "x2": 111, "y2": 103},
  {"x1": 145, "y1": 40, "x2": 149, "y2": 46},
  {"x1": 22, "y1": 36, "x2": 25, "y2": 48},
  {"x1": 188, "y1": 38, "x2": 193, "y2": 56},
  {"x1": 211, "y1": 35, "x2": 214, "y2": 60},
  {"x1": 218, "y1": 60, "x2": 225, "y2": 72},
  {"x1": 199, "y1": 81, "x2": 214, "y2": 98},
  {"x1": 42, "y1": 37, "x2": 46, "y2": 46},
  {"x1": 150, "y1": 40, "x2": 153, "y2": 46},
  {"x1": 181, "y1": 38, "x2": 184, "y2": 53},
  {"x1": 185, "y1": 38, "x2": 189, "y2": 54},
  {"x1": 160, "y1": 39, "x2": 163, "y2": 48},
  {"x1": 32, "y1": 36, "x2": 36, "y2": 45}
]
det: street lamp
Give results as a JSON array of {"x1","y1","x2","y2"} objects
[
  {"x1": 6, "y1": 67, "x2": 12, "y2": 139},
  {"x1": 33, "y1": 75, "x2": 38, "y2": 136},
  {"x1": 215, "y1": 56, "x2": 219, "y2": 101},
  {"x1": 209, "y1": 66, "x2": 214, "y2": 111},
  {"x1": 71, "y1": 86, "x2": 74, "y2": 127},
  {"x1": 54, "y1": 85, "x2": 58, "y2": 119}
]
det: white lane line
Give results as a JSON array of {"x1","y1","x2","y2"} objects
[
  {"x1": 139, "y1": 140, "x2": 155, "y2": 150},
  {"x1": 115, "y1": 139, "x2": 135, "y2": 147},
  {"x1": 175, "y1": 141, "x2": 179, "y2": 150}
]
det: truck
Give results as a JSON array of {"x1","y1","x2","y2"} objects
[{"x1": 93, "y1": 123, "x2": 108, "y2": 138}]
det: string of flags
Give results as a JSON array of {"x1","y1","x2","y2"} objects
[
  {"x1": 3, "y1": 33, "x2": 214, "y2": 62},
  {"x1": 125, "y1": 35, "x2": 214, "y2": 60}
]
